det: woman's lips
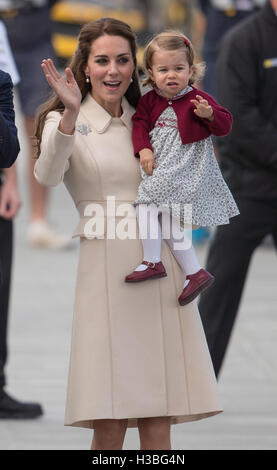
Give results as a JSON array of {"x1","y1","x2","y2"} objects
[{"x1": 103, "y1": 81, "x2": 121, "y2": 90}]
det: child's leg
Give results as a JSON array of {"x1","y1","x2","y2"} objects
[
  {"x1": 158, "y1": 213, "x2": 214, "y2": 304},
  {"x1": 159, "y1": 213, "x2": 200, "y2": 286},
  {"x1": 135, "y1": 204, "x2": 162, "y2": 271}
]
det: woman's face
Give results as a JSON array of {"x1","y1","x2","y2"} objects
[{"x1": 84, "y1": 34, "x2": 135, "y2": 114}]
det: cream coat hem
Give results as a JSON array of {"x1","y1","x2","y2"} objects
[{"x1": 65, "y1": 411, "x2": 222, "y2": 430}]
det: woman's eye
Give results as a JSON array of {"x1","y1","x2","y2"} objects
[
  {"x1": 118, "y1": 57, "x2": 129, "y2": 64},
  {"x1": 95, "y1": 58, "x2": 108, "y2": 64}
]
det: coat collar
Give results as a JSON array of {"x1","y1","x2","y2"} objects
[{"x1": 80, "y1": 92, "x2": 134, "y2": 134}]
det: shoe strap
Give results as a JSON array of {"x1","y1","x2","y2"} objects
[
  {"x1": 142, "y1": 261, "x2": 156, "y2": 269},
  {"x1": 186, "y1": 269, "x2": 202, "y2": 280},
  {"x1": 186, "y1": 273, "x2": 196, "y2": 280}
]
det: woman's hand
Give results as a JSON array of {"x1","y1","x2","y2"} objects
[
  {"x1": 190, "y1": 95, "x2": 214, "y2": 121},
  {"x1": 42, "y1": 59, "x2": 82, "y2": 134},
  {"x1": 139, "y1": 149, "x2": 157, "y2": 175},
  {"x1": 41, "y1": 59, "x2": 82, "y2": 114},
  {"x1": 0, "y1": 166, "x2": 21, "y2": 220}
]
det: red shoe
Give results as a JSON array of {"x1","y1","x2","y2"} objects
[
  {"x1": 125, "y1": 261, "x2": 167, "y2": 283},
  {"x1": 178, "y1": 269, "x2": 214, "y2": 306}
]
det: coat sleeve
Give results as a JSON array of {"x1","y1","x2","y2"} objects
[
  {"x1": 216, "y1": 31, "x2": 277, "y2": 172},
  {"x1": 131, "y1": 93, "x2": 153, "y2": 157},
  {"x1": 34, "y1": 111, "x2": 74, "y2": 187},
  {"x1": 0, "y1": 72, "x2": 20, "y2": 168}
]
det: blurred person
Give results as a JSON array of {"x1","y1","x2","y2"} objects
[
  {"x1": 0, "y1": 20, "x2": 19, "y2": 168},
  {"x1": 143, "y1": 0, "x2": 168, "y2": 32},
  {"x1": 0, "y1": 71, "x2": 18, "y2": 169},
  {"x1": 34, "y1": 17, "x2": 222, "y2": 450},
  {"x1": 0, "y1": 23, "x2": 43, "y2": 418},
  {"x1": 199, "y1": 0, "x2": 277, "y2": 377},
  {"x1": 1, "y1": 0, "x2": 71, "y2": 249},
  {"x1": 198, "y1": 0, "x2": 265, "y2": 97},
  {"x1": 126, "y1": 31, "x2": 239, "y2": 307},
  {"x1": 194, "y1": 1, "x2": 265, "y2": 246}
]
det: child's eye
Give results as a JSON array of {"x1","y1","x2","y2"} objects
[
  {"x1": 159, "y1": 69, "x2": 167, "y2": 73},
  {"x1": 176, "y1": 67, "x2": 184, "y2": 71}
]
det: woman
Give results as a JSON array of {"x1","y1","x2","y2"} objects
[{"x1": 34, "y1": 18, "x2": 222, "y2": 451}]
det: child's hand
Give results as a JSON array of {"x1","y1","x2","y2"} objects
[
  {"x1": 190, "y1": 95, "x2": 214, "y2": 121},
  {"x1": 139, "y1": 149, "x2": 157, "y2": 175}
]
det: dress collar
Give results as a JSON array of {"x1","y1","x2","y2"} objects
[
  {"x1": 80, "y1": 92, "x2": 134, "y2": 134},
  {"x1": 154, "y1": 85, "x2": 193, "y2": 101}
]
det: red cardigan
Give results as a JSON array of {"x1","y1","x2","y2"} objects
[{"x1": 132, "y1": 86, "x2": 232, "y2": 156}]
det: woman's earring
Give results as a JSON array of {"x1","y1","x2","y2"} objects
[{"x1": 86, "y1": 76, "x2": 90, "y2": 83}]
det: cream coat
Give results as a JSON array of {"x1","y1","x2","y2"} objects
[{"x1": 35, "y1": 93, "x2": 222, "y2": 429}]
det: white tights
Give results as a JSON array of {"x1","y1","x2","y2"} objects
[{"x1": 135, "y1": 205, "x2": 201, "y2": 285}]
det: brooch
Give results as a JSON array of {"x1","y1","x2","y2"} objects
[{"x1": 76, "y1": 123, "x2": 92, "y2": 135}]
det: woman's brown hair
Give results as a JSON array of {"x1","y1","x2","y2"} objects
[
  {"x1": 35, "y1": 17, "x2": 141, "y2": 156},
  {"x1": 142, "y1": 30, "x2": 206, "y2": 88}
]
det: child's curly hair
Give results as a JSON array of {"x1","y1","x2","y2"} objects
[{"x1": 143, "y1": 30, "x2": 206, "y2": 88}]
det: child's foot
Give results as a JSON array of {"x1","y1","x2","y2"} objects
[
  {"x1": 178, "y1": 269, "x2": 214, "y2": 306},
  {"x1": 125, "y1": 261, "x2": 167, "y2": 283}
]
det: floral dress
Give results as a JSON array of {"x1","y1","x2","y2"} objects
[{"x1": 133, "y1": 87, "x2": 239, "y2": 226}]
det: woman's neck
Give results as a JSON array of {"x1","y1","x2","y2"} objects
[{"x1": 91, "y1": 92, "x2": 122, "y2": 117}]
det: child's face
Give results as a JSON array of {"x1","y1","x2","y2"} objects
[{"x1": 148, "y1": 49, "x2": 193, "y2": 99}]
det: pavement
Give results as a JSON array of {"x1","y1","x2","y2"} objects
[{"x1": 0, "y1": 101, "x2": 276, "y2": 450}]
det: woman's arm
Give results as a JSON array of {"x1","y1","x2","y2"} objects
[
  {"x1": 34, "y1": 111, "x2": 74, "y2": 187},
  {"x1": 34, "y1": 59, "x2": 82, "y2": 186}
]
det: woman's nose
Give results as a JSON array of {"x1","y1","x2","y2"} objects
[{"x1": 107, "y1": 61, "x2": 118, "y2": 75}]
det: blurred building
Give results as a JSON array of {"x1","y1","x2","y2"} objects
[
  {"x1": 50, "y1": 0, "x2": 199, "y2": 69},
  {"x1": 0, "y1": 0, "x2": 202, "y2": 71}
]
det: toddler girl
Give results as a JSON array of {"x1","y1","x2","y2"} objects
[{"x1": 125, "y1": 31, "x2": 239, "y2": 305}]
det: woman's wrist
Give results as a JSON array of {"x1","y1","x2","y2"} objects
[{"x1": 58, "y1": 108, "x2": 79, "y2": 135}]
